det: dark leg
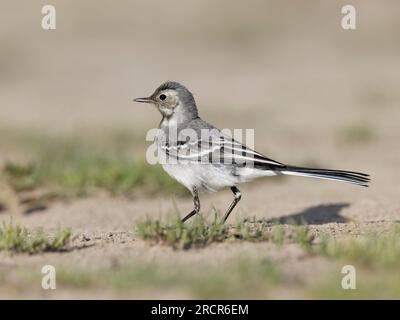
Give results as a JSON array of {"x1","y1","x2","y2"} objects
[
  {"x1": 222, "y1": 186, "x2": 242, "y2": 223},
  {"x1": 181, "y1": 187, "x2": 200, "y2": 223}
]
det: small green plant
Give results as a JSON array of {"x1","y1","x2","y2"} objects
[
  {"x1": 136, "y1": 214, "x2": 228, "y2": 249},
  {"x1": 135, "y1": 213, "x2": 300, "y2": 249},
  {"x1": 294, "y1": 225, "x2": 314, "y2": 249},
  {"x1": 270, "y1": 225, "x2": 285, "y2": 246},
  {"x1": 0, "y1": 221, "x2": 71, "y2": 254}
]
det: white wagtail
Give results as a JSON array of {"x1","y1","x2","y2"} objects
[{"x1": 134, "y1": 81, "x2": 369, "y2": 223}]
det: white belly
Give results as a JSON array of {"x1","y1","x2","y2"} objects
[
  {"x1": 157, "y1": 144, "x2": 278, "y2": 193},
  {"x1": 161, "y1": 161, "x2": 238, "y2": 193}
]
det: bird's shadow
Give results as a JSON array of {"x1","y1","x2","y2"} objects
[{"x1": 262, "y1": 202, "x2": 350, "y2": 225}]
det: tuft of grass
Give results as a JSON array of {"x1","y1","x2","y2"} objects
[
  {"x1": 270, "y1": 225, "x2": 285, "y2": 246},
  {"x1": 338, "y1": 124, "x2": 375, "y2": 145},
  {"x1": 135, "y1": 213, "x2": 317, "y2": 249},
  {"x1": 136, "y1": 214, "x2": 228, "y2": 250},
  {"x1": 0, "y1": 221, "x2": 71, "y2": 254},
  {"x1": 294, "y1": 225, "x2": 314, "y2": 249}
]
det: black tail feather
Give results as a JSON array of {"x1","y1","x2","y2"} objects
[{"x1": 281, "y1": 165, "x2": 370, "y2": 187}]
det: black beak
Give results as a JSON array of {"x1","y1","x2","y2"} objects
[{"x1": 133, "y1": 97, "x2": 153, "y2": 104}]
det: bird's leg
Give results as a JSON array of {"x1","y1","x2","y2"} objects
[
  {"x1": 181, "y1": 187, "x2": 200, "y2": 223},
  {"x1": 222, "y1": 186, "x2": 242, "y2": 223}
]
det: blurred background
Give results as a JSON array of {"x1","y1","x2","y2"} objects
[
  {"x1": 0, "y1": 0, "x2": 399, "y2": 299},
  {"x1": 1, "y1": 1, "x2": 399, "y2": 158},
  {"x1": 1, "y1": 0, "x2": 399, "y2": 207}
]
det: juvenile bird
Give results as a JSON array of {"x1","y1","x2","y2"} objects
[{"x1": 134, "y1": 81, "x2": 369, "y2": 223}]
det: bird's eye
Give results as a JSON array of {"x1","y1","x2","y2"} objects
[{"x1": 159, "y1": 94, "x2": 166, "y2": 101}]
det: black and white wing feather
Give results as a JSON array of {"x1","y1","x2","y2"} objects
[
  {"x1": 160, "y1": 132, "x2": 370, "y2": 187},
  {"x1": 161, "y1": 134, "x2": 284, "y2": 170}
]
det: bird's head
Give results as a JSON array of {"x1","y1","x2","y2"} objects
[{"x1": 134, "y1": 81, "x2": 198, "y2": 121}]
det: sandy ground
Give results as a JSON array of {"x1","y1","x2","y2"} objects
[
  {"x1": 0, "y1": 1, "x2": 399, "y2": 298},
  {"x1": 0, "y1": 178, "x2": 398, "y2": 298}
]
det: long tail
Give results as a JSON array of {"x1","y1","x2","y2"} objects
[{"x1": 279, "y1": 165, "x2": 370, "y2": 187}]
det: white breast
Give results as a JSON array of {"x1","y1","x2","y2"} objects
[{"x1": 158, "y1": 146, "x2": 238, "y2": 193}]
